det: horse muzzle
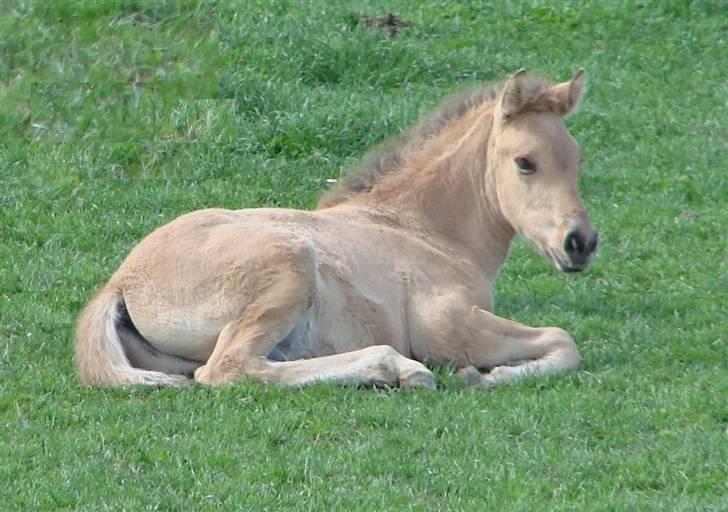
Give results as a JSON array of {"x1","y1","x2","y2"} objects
[{"x1": 556, "y1": 228, "x2": 598, "y2": 272}]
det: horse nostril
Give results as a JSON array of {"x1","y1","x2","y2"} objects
[{"x1": 564, "y1": 230, "x2": 585, "y2": 256}]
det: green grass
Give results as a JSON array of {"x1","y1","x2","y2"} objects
[{"x1": 1, "y1": 0, "x2": 726, "y2": 509}]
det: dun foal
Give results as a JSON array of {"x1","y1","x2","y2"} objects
[{"x1": 76, "y1": 69, "x2": 598, "y2": 389}]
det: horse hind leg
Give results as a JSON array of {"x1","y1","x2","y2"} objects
[
  {"x1": 197, "y1": 299, "x2": 436, "y2": 389},
  {"x1": 193, "y1": 241, "x2": 317, "y2": 386},
  {"x1": 194, "y1": 241, "x2": 435, "y2": 389}
]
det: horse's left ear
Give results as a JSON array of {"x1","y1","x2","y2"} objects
[{"x1": 550, "y1": 69, "x2": 586, "y2": 116}]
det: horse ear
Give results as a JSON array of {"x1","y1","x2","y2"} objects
[
  {"x1": 499, "y1": 68, "x2": 529, "y2": 119},
  {"x1": 551, "y1": 69, "x2": 586, "y2": 116}
]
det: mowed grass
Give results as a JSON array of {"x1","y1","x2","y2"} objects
[{"x1": 1, "y1": 0, "x2": 726, "y2": 509}]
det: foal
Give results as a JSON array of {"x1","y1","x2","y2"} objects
[{"x1": 75, "y1": 69, "x2": 598, "y2": 389}]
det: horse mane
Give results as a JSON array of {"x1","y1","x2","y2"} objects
[{"x1": 318, "y1": 76, "x2": 555, "y2": 208}]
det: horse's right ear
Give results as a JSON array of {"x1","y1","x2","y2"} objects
[
  {"x1": 548, "y1": 69, "x2": 586, "y2": 116},
  {"x1": 498, "y1": 68, "x2": 529, "y2": 120}
]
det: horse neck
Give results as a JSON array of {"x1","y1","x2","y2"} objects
[{"x1": 367, "y1": 107, "x2": 516, "y2": 278}]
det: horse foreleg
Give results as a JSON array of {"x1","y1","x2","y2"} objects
[{"x1": 456, "y1": 307, "x2": 581, "y2": 387}]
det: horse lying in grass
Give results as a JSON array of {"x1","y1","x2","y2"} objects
[{"x1": 75, "y1": 69, "x2": 598, "y2": 389}]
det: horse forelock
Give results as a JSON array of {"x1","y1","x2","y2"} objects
[{"x1": 318, "y1": 76, "x2": 557, "y2": 208}]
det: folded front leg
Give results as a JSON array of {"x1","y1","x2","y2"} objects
[
  {"x1": 454, "y1": 306, "x2": 582, "y2": 387},
  {"x1": 467, "y1": 308, "x2": 581, "y2": 385}
]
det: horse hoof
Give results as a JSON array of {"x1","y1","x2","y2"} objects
[
  {"x1": 458, "y1": 365, "x2": 482, "y2": 386},
  {"x1": 399, "y1": 369, "x2": 436, "y2": 390}
]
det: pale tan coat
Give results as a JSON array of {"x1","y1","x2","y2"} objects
[{"x1": 75, "y1": 70, "x2": 598, "y2": 388}]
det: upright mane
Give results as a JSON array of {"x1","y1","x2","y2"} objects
[{"x1": 318, "y1": 76, "x2": 555, "y2": 208}]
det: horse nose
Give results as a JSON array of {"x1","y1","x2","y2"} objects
[{"x1": 564, "y1": 229, "x2": 598, "y2": 263}]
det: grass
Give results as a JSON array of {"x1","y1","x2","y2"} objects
[{"x1": 1, "y1": 0, "x2": 726, "y2": 509}]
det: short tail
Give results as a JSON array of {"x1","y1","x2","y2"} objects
[{"x1": 74, "y1": 287, "x2": 191, "y2": 387}]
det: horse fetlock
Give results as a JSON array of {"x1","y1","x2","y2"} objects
[
  {"x1": 367, "y1": 359, "x2": 398, "y2": 387},
  {"x1": 162, "y1": 374, "x2": 194, "y2": 388},
  {"x1": 481, "y1": 365, "x2": 522, "y2": 387},
  {"x1": 194, "y1": 362, "x2": 239, "y2": 385},
  {"x1": 364, "y1": 345, "x2": 435, "y2": 389},
  {"x1": 391, "y1": 350, "x2": 436, "y2": 389},
  {"x1": 138, "y1": 371, "x2": 192, "y2": 388},
  {"x1": 193, "y1": 364, "x2": 214, "y2": 384}
]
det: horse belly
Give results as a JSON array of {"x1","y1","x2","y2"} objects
[
  {"x1": 267, "y1": 310, "x2": 319, "y2": 361},
  {"x1": 311, "y1": 259, "x2": 409, "y2": 357}
]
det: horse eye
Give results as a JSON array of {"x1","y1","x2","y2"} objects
[{"x1": 515, "y1": 157, "x2": 536, "y2": 174}]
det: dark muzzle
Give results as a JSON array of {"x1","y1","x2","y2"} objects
[{"x1": 563, "y1": 229, "x2": 598, "y2": 270}]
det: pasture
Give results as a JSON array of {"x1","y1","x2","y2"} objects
[{"x1": 1, "y1": 0, "x2": 726, "y2": 509}]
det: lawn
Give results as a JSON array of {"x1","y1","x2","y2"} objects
[{"x1": 1, "y1": 0, "x2": 726, "y2": 510}]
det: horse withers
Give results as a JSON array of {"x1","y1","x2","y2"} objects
[{"x1": 75, "y1": 69, "x2": 598, "y2": 389}]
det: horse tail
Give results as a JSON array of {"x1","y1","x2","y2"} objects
[{"x1": 74, "y1": 287, "x2": 191, "y2": 387}]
